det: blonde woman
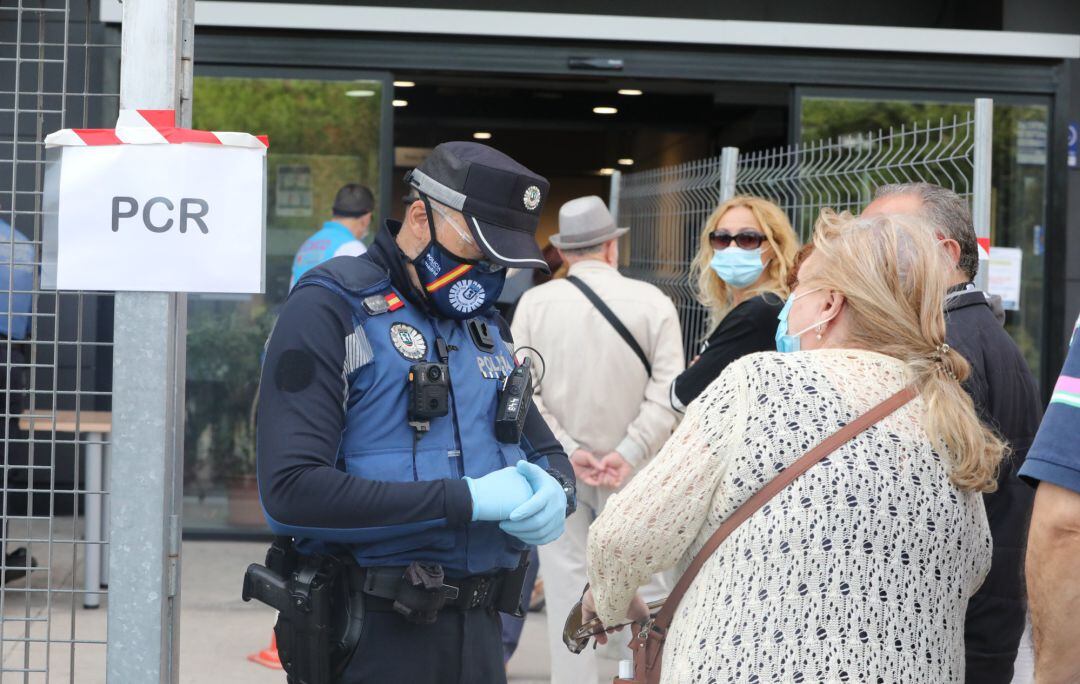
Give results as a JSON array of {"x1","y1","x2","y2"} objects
[
  {"x1": 584, "y1": 211, "x2": 1005, "y2": 683},
  {"x1": 671, "y1": 196, "x2": 799, "y2": 412}
]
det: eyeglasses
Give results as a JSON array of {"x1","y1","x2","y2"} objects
[
  {"x1": 561, "y1": 597, "x2": 666, "y2": 654},
  {"x1": 429, "y1": 200, "x2": 504, "y2": 273},
  {"x1": 430, "y1": 201, "x2": 476, "y2": 247},
  {"x1": 709, "y1": 231, "x2": 766, "y2": 250}
]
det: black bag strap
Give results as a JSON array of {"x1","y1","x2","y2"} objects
[{"x1": 566, "y1": 275, "x2": 652, "y2": 377}]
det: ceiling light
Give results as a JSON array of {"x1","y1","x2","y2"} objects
[
  {"x1": 618, "y1": 158, "x2": 634, "y2": 166},
  {"x1": 598, "y1": 168, "x2": 616, "y2": 176},
  {"x1": 618, "y1": 89, "x2": 643, "y2": 96},
  {"x1": 393, "y1": 80, "x2": 415, "y2": 88},
  {"x1": 392, "y1": 99, "x2": 408, "y2": 107},
  {"x1": 473, "y1": 131, "x2": 493, "y2": 140},
  {"x1": 592, "y1": 106, "x2": 618, "y2": 115},
  {"x1": 345, "y1": 89, "x2": 376, "y2": 98}
]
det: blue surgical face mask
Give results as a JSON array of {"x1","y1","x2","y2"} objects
[
  {"x1": 710, "y1": 248, "x2": 766, "y2": 288},
  {"x1": 412, "y1": 200, "x2": 506, "y2": 320},
  {"x1": 776, "y1": 288, "x2": 829, "y2": 353}
]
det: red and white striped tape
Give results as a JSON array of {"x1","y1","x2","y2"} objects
[{"x1": 44, "y1": 109, "x2": 269, "y2": 149}]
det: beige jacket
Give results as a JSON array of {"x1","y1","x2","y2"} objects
[{"x1": 510, "y1": 260, "x2": 684, "y2": 467}]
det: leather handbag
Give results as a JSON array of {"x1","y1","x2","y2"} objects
[{"x1": 613, "y1": 385, "x2": 918, "y2": 684}]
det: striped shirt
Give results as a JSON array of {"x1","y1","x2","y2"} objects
[{"x1": 1020, "y1": 314, "x2": 1080, "y2": 492}]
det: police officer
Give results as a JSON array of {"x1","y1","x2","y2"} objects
[
  {"x1": 289, "y1": 183, "x2": 375, "y2": 290},
  {"x1": 257, "y1": 142, "x2": 577, "y2": 683}
]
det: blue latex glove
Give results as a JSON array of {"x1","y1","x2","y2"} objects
[
  {"x1": 463, "y1": 466, "x2": 534, "y2": 522},
  {"x1": 498, "y1": 460, "x2": 567, "y2": 545}
]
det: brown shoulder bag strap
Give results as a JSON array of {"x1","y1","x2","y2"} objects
[{"x1": 643, "y1": 384, "x2": 918, "y2": 667}]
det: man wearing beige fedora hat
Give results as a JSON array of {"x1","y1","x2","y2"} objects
[{"x1": 511, "y1": 195, "x2": 684, "y2": 683}]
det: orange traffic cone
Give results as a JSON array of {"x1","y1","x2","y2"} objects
[{"x1": 247, "y1": 632, "x2": 283, "y2": 670}]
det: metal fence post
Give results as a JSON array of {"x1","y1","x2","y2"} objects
[
  {"x1": 972, "y1": 98, "x2": 994, "y2": 292},
  {"x1": 609, "y1": 169, "x2": 622, "y2": 223},
  {"x1": 107, "y1": 0, "x2": 193, "y2": 681},
  {"x1": 719, "y1": 147, "x2": 739, "y2": 202}
]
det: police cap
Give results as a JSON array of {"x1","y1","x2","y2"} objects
[{"x1": 406, "y1": 141, "x2": 550, "y2": 271}]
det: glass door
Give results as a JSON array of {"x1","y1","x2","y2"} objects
[
  {"x1": 183, "y1": 70, "x2": 392, "y2": 534},
  {"x1": 797, "y1": 90, "x2": 1051, "y2": 385}
]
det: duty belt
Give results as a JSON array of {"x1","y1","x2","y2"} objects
[{"x1": 359, "y1": 566, "x2": 505, "y2": 612}]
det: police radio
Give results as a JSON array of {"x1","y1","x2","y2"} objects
[
  {"x1": 495, "y1": 357, "x2": 534, "y2": 444},
  {"x1": 408, "y1": 362, "x2": 449, "y2": 432}
]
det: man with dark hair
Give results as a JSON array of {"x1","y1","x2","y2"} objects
[
  {"x1": 289, "y1": 183, "x2": 375, "y2": 289},
  {"x1": 865, "y1": 182, "x2": 1041, "y2": 684}
]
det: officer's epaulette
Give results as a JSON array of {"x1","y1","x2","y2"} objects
[{"x1": 361, "y1": 290, "x2": 405, "y2": 316}]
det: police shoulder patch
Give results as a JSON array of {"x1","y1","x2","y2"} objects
[{"x1": 389, "y1": 323, "x2": 427, "y2": 361}]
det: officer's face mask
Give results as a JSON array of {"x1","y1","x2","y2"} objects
[
  {"x1": 412, "y1": 199, "x2": 506, "y2": 320},
  {"x1": 775, "y1": 287, "x2": 836, "y2": 353}
]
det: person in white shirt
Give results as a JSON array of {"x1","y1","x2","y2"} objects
[{"x1": 511, "y1": 195, "x2": 684, "y2": 683}]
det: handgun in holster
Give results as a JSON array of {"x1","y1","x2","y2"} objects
[{"x1": 242, "y1": 537, "x2": 363, "y2": 684}]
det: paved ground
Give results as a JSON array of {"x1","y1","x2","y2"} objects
[
  {"x1": 0, "y1": 518, "x2": 1037, "y2": 682},
  {"x1": 1, "y1": 516, "x2": 108, "y2": 683},
  {"x1": 0, "y1": 521, "x2": 562, "y2": 682},
  {"x1": 178, "y1": 540, "x2": 559, "y2": 684}
]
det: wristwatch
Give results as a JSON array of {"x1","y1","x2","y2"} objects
[{"x1": 546, "y1": 467, "x2": 577, "y2": 518}]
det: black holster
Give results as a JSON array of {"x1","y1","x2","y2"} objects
[
  {"x1": 242, "y1": 538, "x2": 363, "y2": 684},
  {"x1": 496, "y1": 551, "x2": 531, "y2": 618},
  {"x1": 392, "y1": 562, "x2": 447, "y2": 624}
]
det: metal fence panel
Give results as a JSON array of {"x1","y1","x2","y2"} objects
[
  {"x1": 619, "y1": 158, "x2": 726, "y2": 363},
  {"x1": 616, "y1": 109, "x2": 981, "y2": 361},
  {"x1": 1, "y1": 1, "x2": 118, "y2": 681},
  {"x1": 737, "y1": 113, "x2": 977, "y2": 241}
]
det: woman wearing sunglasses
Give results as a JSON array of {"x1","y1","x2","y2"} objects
[
  {"x1": 670, "y1": 196, "x2": 799, "y2": 413},
  {"x1": 582, "y1": 210, "x2": 1004, "y2": 683}
]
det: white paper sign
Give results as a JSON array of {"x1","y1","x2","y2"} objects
[
  {"x1": 44, "y1": 143, "x2": 265, "y2": 293},
  {"x1": 988, "y1": 246, "x2": 1022, "y2": 311}
]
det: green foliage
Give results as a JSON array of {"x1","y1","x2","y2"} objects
[
  {"x1": 801, "y1": 99, "x2": 972, "y2": 142},
  {"x1": 192, "y1": 77, "x2": 382, "y2": 156},
  {"x1": 185, "y1": 304, "x2": 274, "y2": 481}
]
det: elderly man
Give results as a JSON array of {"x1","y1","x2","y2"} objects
[
  {"x1": 864, "y1": 182, "x2": 1041, "y2": 684},
  {"x1": 511, "y1": 195, "x2": 684, "y2": 683}
]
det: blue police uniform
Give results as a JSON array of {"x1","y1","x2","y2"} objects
[
  {"x1": 0, "y1": 219, "x2": 34, "y2": 341},
  {"x1": 256, "y1": 142, "x2": 574, "y2": 684},
  {"x1": 281, "y1": 247, "x2": 542, "y2": 575}
]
